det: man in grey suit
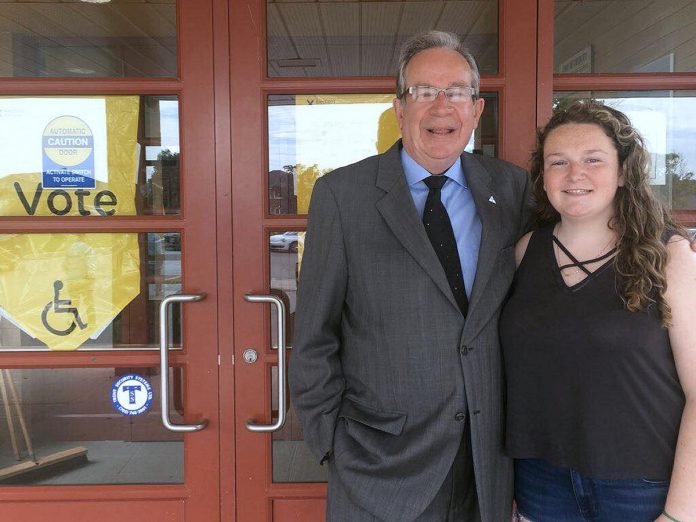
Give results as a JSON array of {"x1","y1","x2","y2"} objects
[{"x1": 289, "y1": 30, "x2": 530, "y2": 522}]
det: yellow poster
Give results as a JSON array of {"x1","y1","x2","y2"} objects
[
  {"x1": 0, "y1": 96, "x2": 141, "y2": 351},
  {"x1": 0, "y1": 233, "x2": 140, "y2": 350}
]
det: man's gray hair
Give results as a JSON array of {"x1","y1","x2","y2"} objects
[{"x1": 396, "y1": 30, "x2": 480, "y2": 99}]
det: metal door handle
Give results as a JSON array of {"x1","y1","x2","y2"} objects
[
  {"x1": 244, "y1": 294, "x2": 287, "y2": 432},
  {"x1": 160, "y1": 293, "x2": 209, "y2": 432}
]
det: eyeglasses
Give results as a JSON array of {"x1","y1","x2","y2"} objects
[{"x1": 401, "y1": 85, "x2": 477, "y2": 103}]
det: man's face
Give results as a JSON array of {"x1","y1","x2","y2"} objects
[{"x1": 393, "y1": 47, "x2": 485, "y2": 175}]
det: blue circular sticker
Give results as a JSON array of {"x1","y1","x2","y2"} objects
[{"x1": 111, "y1": 373, "x2": 153, "y2": 416}]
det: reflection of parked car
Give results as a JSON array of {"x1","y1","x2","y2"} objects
[{"x1": 270, "y1": 231, "x2": 299, "y2": 253}]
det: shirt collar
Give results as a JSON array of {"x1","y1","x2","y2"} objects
[{"x1": 400, "y1": 148, "x2": 467, "y2": 189}]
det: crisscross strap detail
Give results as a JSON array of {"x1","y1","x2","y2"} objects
[{"x1": 552, "y1": 235, "x2": 617, "y2": 276}]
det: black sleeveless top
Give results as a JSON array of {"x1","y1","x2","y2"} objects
[{"x1": 500, "y1": 225, "x2": 685, "y2": 480}]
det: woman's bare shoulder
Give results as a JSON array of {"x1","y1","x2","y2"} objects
[{"x1": 514, "y1": 232, "x2": 534, "y2": 268}]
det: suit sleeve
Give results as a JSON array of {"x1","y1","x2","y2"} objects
[{"x1": 288, "y1": 176, "x2": 347, "y2": 462}]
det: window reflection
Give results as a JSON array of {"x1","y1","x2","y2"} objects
[
  {"x1": 555, "y1": 1, "x2": 696, "y2": 73},
  {"x1": 141, "y1": 96, "x2": 181, "y2": 215},
  {"x1": 0, "y1": 367, "x2": 183, "y2": 485},
  {"x1": 267, "y1": 93, "x2": 498, "y2": 215},
  {"x1": 0, "y1": 0, "x2": 177, "y2": 78},
  {"x1": 267, "y1": 0, "x2": 498, "y2": 77},
  {"x1": 268, "y1": 94, "x2": 398, "y2": 214},
  {"x1": 554, "y1": 92, "x2": 696, "y2": 212},
  {"x1": 269, "y1": 230, "x2": 303, "y2": 350}
]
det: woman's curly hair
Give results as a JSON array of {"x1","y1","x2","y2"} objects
[{"x1": 529, "y1": 100, "x2": 687, "y2": 325}]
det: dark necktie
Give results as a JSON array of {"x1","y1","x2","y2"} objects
[{"x1": 422, "y1": 175, "x2": 468, "y2": 316}]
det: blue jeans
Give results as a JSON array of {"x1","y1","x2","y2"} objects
[{"x1": 514, "y1": 458, "x2": 669, "y2": 522}]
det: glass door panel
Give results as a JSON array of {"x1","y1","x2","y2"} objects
[
  {"x1": 267, "y1": 0, "x2": 499, "y2": 77},
  {"x1": 0, "y1": 0, "x2": 177, "y2": 78},
  {"x1": 0, "y1": 366, "x2": 184, "y2": 485},
  {"x1": 0, "y1": 232, "x2": 182, "y2": 352},
  {"x1": 555, "y1": 0, "x2": 696, "y2": 74},
  {"x1": 0, "y1": 95, "x2": 180, "y2": 217}
]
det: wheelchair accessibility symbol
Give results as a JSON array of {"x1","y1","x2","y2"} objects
[{"x1": 41, "y1": 280, "x2": 88, "y2": 336}]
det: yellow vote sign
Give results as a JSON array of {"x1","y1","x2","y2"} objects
[{"x1": 0, "y1": 96, "x2": 141, "y2": 351}]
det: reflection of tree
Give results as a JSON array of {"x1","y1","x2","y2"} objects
[
  {"x1": 146, "y1": 149, "x2": 180, "y2": 215},
  {"x1": 269, "y1": 167, "x2": 297, "y2": 214},
  {"x1": 296, "y1": 163, "x2": 333, "y2": 214},
  {"x1": 664, "y1": 152, "x2": 696, "y2": 210}
]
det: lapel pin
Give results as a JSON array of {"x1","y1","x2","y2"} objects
[{"x1": 488, "y1": 196, "x2": 496, "y2": 204}]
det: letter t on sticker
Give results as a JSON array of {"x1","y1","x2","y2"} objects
[{"x1": 123, "y1": 385, "x2": 142, "y2": 404}]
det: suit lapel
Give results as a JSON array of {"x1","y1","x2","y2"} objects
[
  {"x1": 463, "y1": 153, "x2": 503, "y2": 318},
  {"x1": 375, "y1": 143, "x2": 461, "y2": 313}
]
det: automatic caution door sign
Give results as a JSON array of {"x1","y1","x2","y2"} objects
[
  {"x1": 42, "y1": 115, "x2": 96, "y2": 189},
  {"x1": 0, "y1": 96, "x2": 141, "y2": 351}
]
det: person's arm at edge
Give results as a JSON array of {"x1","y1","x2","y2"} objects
[
  {"x1": 657, "y1": 236, "x2": 696, "y2": 522},
  {"x1": 288, "y1": 176, "x2": 347, "y2": 464}
]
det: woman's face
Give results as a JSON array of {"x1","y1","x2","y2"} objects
[{"x1": 542, "y1": 122, "x2": 624, "y2": 223}]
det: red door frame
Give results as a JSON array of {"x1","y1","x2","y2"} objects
[
  {"x1": 226, "y1": 1, "x2": 539, "y2": 520},
  {"x1": 0, "y1": 0, "x2": 220, "y2": 519}
]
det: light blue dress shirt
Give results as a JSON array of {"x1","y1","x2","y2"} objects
[{"x1": 400, "y1": 148, "x2": 482, "y2": 298}]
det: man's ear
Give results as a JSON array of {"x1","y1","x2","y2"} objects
[{"x1": 472, "y1": 96, "x2": 485, "y2": 129}]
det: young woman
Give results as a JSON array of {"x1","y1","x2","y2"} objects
[{"x1": 501, "y1": 101, "x2": 696, "y2": 522}]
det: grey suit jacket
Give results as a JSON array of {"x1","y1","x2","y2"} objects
[{"x1": 289, "y1": 141, "x2": 531, "y2": 522}]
